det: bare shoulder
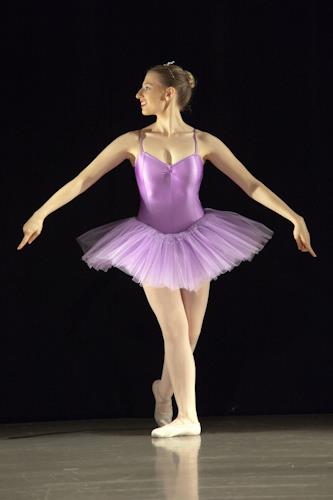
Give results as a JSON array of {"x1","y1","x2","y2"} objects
[
  {"x1": 120, "y1": 125, "x2": 157, "y2": 167},
  {"x1": 124, "y1": 129, "x2": 142, "y2": 167},
  {"x1": 195, "y1": 130, "x2": 259, "y2": 195},
  {"x1": 196, "y1": 129, "x2": 221, "y2": 148},
  {"x1": 195, "y1": 129, "x2": 219, "y2": 161},
  {"x1": 107, "y1": 129, "x2": 139, "y2": 166},
  {"x1": 117, "y1": 129, "x2": 140, "y2": 152},
  {"x1": 196, "y1": 129, "x2": 236, "y2": 161}
]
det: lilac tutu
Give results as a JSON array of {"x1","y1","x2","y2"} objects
[
  {"x1": 76, "y1": 207, "x2": 274, "y2": 292},
  {"x1": 76, "y1": 129, "x2": 274, "y2": 291}
]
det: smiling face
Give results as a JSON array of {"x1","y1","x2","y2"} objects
[{"x1": 135, "y1": 71, "x2": 177, "y2": 115}]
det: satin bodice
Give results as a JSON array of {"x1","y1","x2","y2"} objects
[{"x1": 134, "y1": 128, "x2": 205, "y2": 233}]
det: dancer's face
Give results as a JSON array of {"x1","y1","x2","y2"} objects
[{"x1": 135, "y1": 71, "x2": 177, "y2": 115}]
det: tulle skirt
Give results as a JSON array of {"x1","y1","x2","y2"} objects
[{"x1": 75, "y1": 207, "x2": 274, "y2": 292}]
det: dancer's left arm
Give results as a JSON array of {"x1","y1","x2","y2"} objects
[{"x1": 205, "y1": 132, "x2": 317, "y2": 258}]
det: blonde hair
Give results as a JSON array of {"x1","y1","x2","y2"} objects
[{"x1": 147, "y1": 62, "x2": 197, "y2": 113}]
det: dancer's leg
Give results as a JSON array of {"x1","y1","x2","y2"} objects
[
  {"x1": 158, "y1": 281, "x2": 211, "y2": 400},
  {"x1": 142, "y1": 284, "x2": 198, "y2": 424}
]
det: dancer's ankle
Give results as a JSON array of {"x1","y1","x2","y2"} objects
[
  {"x1": 176, "y1": 414, "x2": 199, "y2": 424},
  {"x1": 157, "y1": 381, "x2": 173, "y2": 402}
]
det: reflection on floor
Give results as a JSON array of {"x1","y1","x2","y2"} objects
[{"x1": 0, "y1": 414, "x2": 333, "y2": 499}]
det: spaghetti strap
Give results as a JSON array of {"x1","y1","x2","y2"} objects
[
  {"x1": 193, "y1": 128, "x2": 197, "y2": 154},
  {"x1": 139, "y1": 129, "x2": 144, "y2": 154}
]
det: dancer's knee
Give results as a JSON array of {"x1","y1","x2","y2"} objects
[{"x1": 161, "y1": 316, "x2": 189, "y2": 345}]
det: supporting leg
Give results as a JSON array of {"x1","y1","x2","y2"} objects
[{"x1": 158, "y1": 280, "x2": 211, "y2": 400}]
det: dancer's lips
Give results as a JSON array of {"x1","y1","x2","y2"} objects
[{"x1": 140, "y1": 101, "x2": 146, "y2": 107}]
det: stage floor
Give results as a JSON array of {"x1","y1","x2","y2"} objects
[{"x1": 1, "y1": 413, "x2": 333, "y2": 499}]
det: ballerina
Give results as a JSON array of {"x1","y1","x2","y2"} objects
[{"x1": 17, "y1": 61, "x2": 317, "y2": 438}]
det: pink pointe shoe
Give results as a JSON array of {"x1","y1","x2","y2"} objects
[{"x1": 152, "y1": 379, "x2": 173, "y2": 427}]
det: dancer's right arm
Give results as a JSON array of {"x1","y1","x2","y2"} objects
[{"x1": 17, "y1": 131, "x2": 135, "y2": 250}]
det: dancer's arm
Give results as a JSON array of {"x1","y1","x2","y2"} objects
[
  {"x1": 17, "y1": 131, "x2": 135, "y2": 250},
  {"x1": 204, "y1": 132, "x2": 317, "y2": 257},
  {"x1": 37, "y1": 131, "x2": 134, "y2": 218}
]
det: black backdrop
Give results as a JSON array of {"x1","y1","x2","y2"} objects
[{"x1": 3, "y1": 1, "x2": 331, "y2": 423}]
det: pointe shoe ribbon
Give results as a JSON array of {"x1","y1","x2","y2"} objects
[
  {"x1": 151, "y1": 421, "x2": 201, "y2": 438},
  {"x1": 152, "y1": 379, "x2": 173, "y2": 427}
]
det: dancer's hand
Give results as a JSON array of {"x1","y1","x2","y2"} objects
[
  {"x1": 293, "y1": 216, "x2": 317, "y2": 257},
  {"x1": 17, "y1": 212, "x2": 45, "y2": 250}
]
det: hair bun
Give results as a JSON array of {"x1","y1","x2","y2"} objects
[{"x1": 184, "y1": 70, "x2": 195, "y2": 89}]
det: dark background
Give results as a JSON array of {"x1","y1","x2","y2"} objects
[{"x1": 3, "y1": 1, "x2": 331, "y2": 424}]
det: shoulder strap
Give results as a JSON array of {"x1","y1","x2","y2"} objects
[
  {"x1": 139, "y1": 129, "x2": 144, "y2": 153},
  {"x1": 193, "y1": 128, "x2": 197, "y2": 154}
]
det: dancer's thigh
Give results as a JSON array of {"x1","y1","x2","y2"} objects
[{"x1": 142, "y1": 285, "x2": 189, "y2": 342}]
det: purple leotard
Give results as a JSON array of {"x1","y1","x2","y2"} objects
[
  {"x1": 135, "y1": 128, "x2": 205, "y2": 233},
  {"x1": 76, "y1": 128, "x2": 274, "y2": 291}
]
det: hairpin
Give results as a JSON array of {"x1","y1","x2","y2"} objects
[{"x1": 163, "y1": 60, "x2": 175, "y2": 79}]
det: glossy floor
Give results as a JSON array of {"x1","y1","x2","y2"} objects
[{"x1": 0, "y1": 414, "x2": 333, "y2": 499}]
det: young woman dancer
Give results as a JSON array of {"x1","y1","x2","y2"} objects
[{"x1": 17, "y1": 61, "x2": 317, "y2": 438}]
